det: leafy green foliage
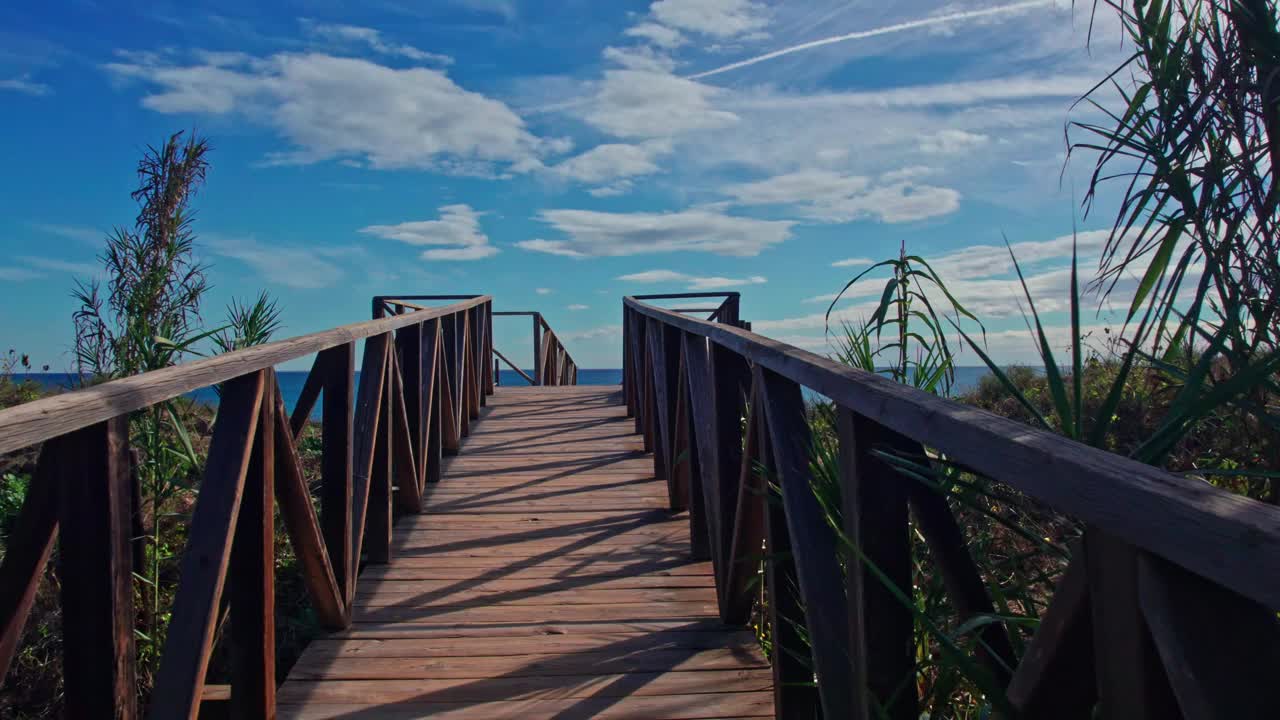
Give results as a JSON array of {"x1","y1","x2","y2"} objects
[{"x1": 827, "y1": 245, "x2": 983, "y2": 396}]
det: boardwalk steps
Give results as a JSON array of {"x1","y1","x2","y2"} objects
[{"x1": 277, "y1": 386, "x2": 773, "y2": 719}]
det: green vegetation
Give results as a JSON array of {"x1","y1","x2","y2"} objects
[
  {"x1": 0, "y1": 132, "x2": 292, "y2": 718},
  {"x1": 787, "y1": 1, "x2": 1280, "y2": 715}
]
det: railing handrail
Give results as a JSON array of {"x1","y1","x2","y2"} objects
[
  {"x1": 624, "y1": 295, "x2": 1280, "y2": 611},
  {"x1": 0, "y1": 296, "x2": 491, "y2": 456}
]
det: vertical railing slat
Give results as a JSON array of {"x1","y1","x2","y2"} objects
[
  {"x1": 229, "y1": 370, "x2": 276, "y2": 719},
  {"x1": 320, "y1": 343, "x2": 355, "y2": 608},
  {"x1": 837, "y1": 407, "x2": 918, "y2": 720},
  {"x1": 57, "y1": 416, "x2": 137, "y2": 719},
  {"x1": 0, "y1": 450, "x2": 58, "y2": 681},
  {"x1": 150, "y1": 372, "x2": 264, "y2": 719},
  {"x1": 756, "y1": 366, "x2": 851, "y2": 720}
]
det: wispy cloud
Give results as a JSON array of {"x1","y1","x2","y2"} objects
[
  {"x1": 520, "y1": 208, "x2": 794, "y2": 258},
  {"x1": 567, "y1": 304, "x2": 590, "y2": 311},
  {"x1": 618, "y1": 269, "x2": 767, "y2": 290},
  {"x1": 205, "y1": 235, "x2": 347, "y2": 289},
  {"x1": 535, "y1": 287, "x2": 553, "y2": 295},
  {"x1": 688, "y1": 0, "x2": 1055, "y2": 79},
  {"x1": 831, "y1": 257, "x2": 873, "y2": 268},
  {"x1": 28, "y1": 222, "x2": 102, "y2": 245},
  {"x1": 360, "y1": 204, "x2": 498, "y2": 260},
  {"x1": 0, "y1": 74, "x2": 51, "y2": 96},
  {"x1": 300, "y1": 19, "x2": 453, "y2": 64},
  {"x1": 17, "y1": 256, "x2": 101, "y2": 276}
]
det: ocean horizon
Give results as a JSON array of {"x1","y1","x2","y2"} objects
[{"x1": 15, "y1": 366, "x2": 997, "y2": 420}]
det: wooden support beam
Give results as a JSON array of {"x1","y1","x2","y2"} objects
[
  {"x1": 0, "y1": 446, "x2": 59, "y2": 682},
  {"x1": 422, "y1": 319, "x2": 443, "y2": 485},
  {"x1": 1006, "y1": 554, "x2": 1097, "y2": 718},
  {"x1": 1085, "y1": 529, "x2": 1179, "y2": 720},
  {"x1": 1139, "y1": 552, "x2": 1280, "y2": 720},
  {"x1": 350, "y1": 334, "x2": 390, "y2": 592},
  {"x1": 837, "y1": 407, "x2": 918, "y2": 720},
  {"x1": 757, "y1": 417, "x2": 820, "y2": 719},
  {"x1": 150, "y1": 372, "x2": 264, "y2": 719},
  {"x1": 319, "y1": 343, "x2": 354, "y2": 608},
  {"x1": 389, "y1": 346, "x2": 421, "y2": 514},
  {"x1": 57, "y1": 416, "x2": 137, "y2": 720},
  {"x1": 756, "y1": 366, "x2": 851, "y2": 720},
  {"x1": 289, "y1": 351, "x2": 327, "y2": 439},
  {"x1": 230, "y1": 371, "x2": 277, "y2": 719},
  {"x1": 367, "y1": 349, "x2": 394, "y2": 565},
  {"x1": 723, "y1": 383, "x2": 766, "y2": 626},
  {"x1": 272, "y1": 389, "x2": 345, "y2": 631}
]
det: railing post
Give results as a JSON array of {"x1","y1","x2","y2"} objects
[
  {"x1": 533, "y1": 312, "x2": 543, "y2": 386},
  {"x1": 838, "y1": 407, "x2": 918, "y2": 720},
  {"x1": 56, "y1": 416, "x2": 137, "y2": 719},
  {"x1": 321, "y1": 343, "x2": 355, "y2": 607},
  {"x1": 230, "y1": 370, "x2": 276, "y2": 719},
  {"x1": 423, "y1": 318, "x2": 443, "y2": 484}
]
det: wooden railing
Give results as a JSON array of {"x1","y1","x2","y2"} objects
[
  {"x1": 0, "y1": 295, "x2": 498, "y2": 718},
  {"x1": 377, "y1": 297, "x2": 577, "y2": 386},
  {"x1": 491, "y1": 311, "x2": 578, "y2": 386},
  {"x1": 623, "y1": 294, "x2": 1280, "y2": 720}
]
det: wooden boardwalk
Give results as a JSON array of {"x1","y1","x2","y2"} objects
[{"x1": 278, "y1": 385, "x2": 773, "y2": 719}]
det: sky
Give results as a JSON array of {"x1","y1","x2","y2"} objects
[{"x1": 0, "y1": 0, "x2": 1145, "y2": 371}]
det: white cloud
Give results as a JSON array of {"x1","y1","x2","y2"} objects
[
  {"x1": 205, "y1": 235, "x2": 347, "y2": 289},
  {"x1": 650, "y1": 0, "x2": 770, "y2": 39},
  {"x1": 549, "y1": 140, "x2": 671, "y2": 185},
  {"x1": 299, "y1": 19, "x2": 453, "y2": 64},
  {"x1": 920, "y1": 129, "x2": 990, "y2": 154},
  {"x1": 567, "y1": 304, "x2": 590, "y2": 311},
  {"x1": 602, "y1": 45, "x2": 677, "y2": 73},
  {"x1": 521, "y1": 208, "x2": 794, "y2": 257},
  {"x1": 0, "y1": 74, "x2": 51, "y2": 96},
  {"x1": 588, "y1": 182, "x2": 634, "y2": 197},
  {"x1": 535, "y1": 287, "x2": 553, "y2": 295},
  {"x1": 566, "y1": 324, "x2": 623, "y2": 341},
  {"x1": 625, "y1": 22, "x2": 686, "y2": 49},
  {"x1": 832, "y1": 257, "x2": 873, "y2": 267},
  {"x1": 105, "y1": 51, "x2": 561, "y2": 173},
  {"x1": 930, "y1": 230, "x2": 1110, "y2": 280},
  {"x1": 618, "y1": 269, "x2": 767, "y2": 290},
  {"x1": 724, "y1": 170, "x2": 961, "y2": 223},
  {"x1": 584, "y1": 69, "x2": 738, "y2": 139},
  {"x1": 359, "y1": 204, "x2": 498, "y2": 261}
]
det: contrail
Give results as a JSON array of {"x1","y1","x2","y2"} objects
[{"x1": 687, "y1": 0, "x2": 1056, "y2": 80}]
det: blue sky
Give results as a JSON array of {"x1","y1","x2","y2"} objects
[{"x1": 1, "y1": 0, "x2": 1141, "y2": 371}]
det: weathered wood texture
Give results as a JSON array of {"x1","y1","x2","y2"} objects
[
  {"x1": 277, "y1": 385, "x2": 772, "y2": 719},
  {"x1": 622, "y1": 294, "x2": 1280, "y2": 720}
]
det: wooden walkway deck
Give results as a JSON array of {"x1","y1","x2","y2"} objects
[{"x1": 278, "y1": 385, "x2": 773, "y2": 719}]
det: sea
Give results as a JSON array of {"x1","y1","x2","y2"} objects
[{"x1": 15, "y1": 367, "x2": 996, "y2": 420}]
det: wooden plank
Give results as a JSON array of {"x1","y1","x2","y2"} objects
[
  {"x1": 838, "y1": 407, "x2": 917, "y2": 720},
  {"x1": 1085, "y1": 529, "x2": 1179, "y2": 720},
  {"x1": 710, "y1": 341, "x2": 751, "y2": 616},
  {"x1": 0, "y1": 296, "x2": 491, "y2": 456},
  {"x1": 150, "y1": 372, "x2": 264, "y2": 719},
  {"x1": 625, "y1": 297, "x2": 1280, "y2": 610},
  {"x1": 756, "y1": 366, "x2": 849, "y2": 720},
  {"x1": 367, "y1": 348, "x2": 394, "y2": 565},
  {"x1": 1138, "y1": 552, "x2": 1280, "y2": 719},
  {"x1": 723, "y1": 383, "x2": 765, "y2": 625},
  {"x1": 277, "y1": 692, "x2": 774, "y2": 720},
  {"x1": 56, "y1": 417, "x2": 137, "y2": 719},
  {"x1": 319, "y1": 342, "x2": 354, "y2": 607},
  {"x1": 389, "y1": 345, "x2": 422, "y2": 513},
  {"x1": 0, "y1": 444, "x2": 59, "y2": 681},
  {"x1": 349, "y1": 333, "x2": 389, "y2": 588},
  {"x1": 289, "y1": 350, "x2": 327, "y2": 439},
  {"x1": 396, "y1": 322, "x2": 424, "y2": 492},
  {"x1": 757, "y1": 417, "x2": 819, "y2": 719},
  {"x1": 230, "y1": 371, "x2": 277, "y2": 719},
  {"x1": 902, "y1": 445, "x2": 1016, "y2": 682},
  {"x1": 273, "y1": 389, "x2": 346, "y2": 630},
  {"x1": 1006, "y1": 554, "x2": 1097, "y2": 718},
  {"x1": 278, "y1": 385, "x2": 772, "y2": 718}
]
